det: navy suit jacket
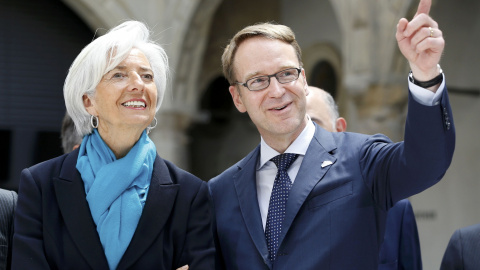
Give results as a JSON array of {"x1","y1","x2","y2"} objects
[
  {"x1": 12, "y1": 149, "x2": 214, "y2": 270},
  {"x1": 379, "y1": 199, "x2": 422, "y2": 270},
  {"x1": 0, "y1": 189, "x2": 17, "y2": 270},
  {"x1": 440, "y1": 223, "x2": 480, "y2": 270},
  {"x1": 208, "y1": 89, "x2": 455, "y2": 269}
]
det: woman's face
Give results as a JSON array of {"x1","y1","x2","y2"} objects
[{"x1": 83, "y1": 48, "x2": 157, "y2": 135}]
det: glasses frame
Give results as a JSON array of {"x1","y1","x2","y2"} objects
[{"x1": 234, "y1": 67, "x2": 302, "y2": 91}]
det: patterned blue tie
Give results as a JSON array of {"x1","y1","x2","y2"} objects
[{"x1": 265, "y1": 153, "x2": 299, "y2": 262}]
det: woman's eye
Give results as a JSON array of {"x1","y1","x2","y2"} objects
[
  {"x1": 143, "y1": 74, "x2": 154, "y2": 80},
  {"x1": 112, "y1": 73, "x2": 124, "y2": 78}
]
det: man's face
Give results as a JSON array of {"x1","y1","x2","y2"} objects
[
  {"x1": 228, "y1": 37, "x2": 309, "y2": 144},
  {"x1": 306, "y1": 91, "x2": 335, "y2": 132}
]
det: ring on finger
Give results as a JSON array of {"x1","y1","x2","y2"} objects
[{"x1": 429, "y1": 26, "x2": 434, "y2": 37}]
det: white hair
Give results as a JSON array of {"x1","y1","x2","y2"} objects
[
  {"x1": 64, "y1": 20, "x2": 169, "y2": 136},
  {"x1": 321, "y1": 90, "x2": 340, "y2": 131}
]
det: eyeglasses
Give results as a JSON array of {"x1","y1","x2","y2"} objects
[{"x1": 234, "y1": 67, "x2": 302, "y2": 91}]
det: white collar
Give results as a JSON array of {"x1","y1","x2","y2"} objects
[{"x1": 258, "y1": 117, "x2": 315, "y2": 170}]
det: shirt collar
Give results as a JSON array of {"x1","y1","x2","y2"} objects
[{"x1": 258, "y1": 117, "x2": 315, "y2": 169}]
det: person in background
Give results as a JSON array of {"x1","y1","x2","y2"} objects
[
  {"x1": 12, "y1": 20, "x2": 214, "y2": 270},
  {"x1": 0, "y1": 188, "x2": 16, "y2": 270},
  {"x1": 61, "y1": 112, "x2": 83, "y2": 153},
  {"x1": 208, "y1": 0, "x2": 455, "y2": 268},
  {"x1": 306, "y1": 86, "x2": 422, "y2": 270},
  {"x1": 440, "y1": 223, "x2": 480, "y2": 270}
]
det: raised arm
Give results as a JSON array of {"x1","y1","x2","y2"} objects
[{"x1": 396, "y1": 0, "x2": 444, "y2": 92}]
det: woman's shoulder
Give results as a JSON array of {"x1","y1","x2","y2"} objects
[
  {"x1": 157, "y1": 157, "x2": 205, "y2": 186},
  {"x1": 25, "y1": 150, "x2": 78, "y2": 179}
]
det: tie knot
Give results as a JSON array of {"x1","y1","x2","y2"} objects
[{"x1": 271, "y1": 153, "x2": 299, "y2": 171}]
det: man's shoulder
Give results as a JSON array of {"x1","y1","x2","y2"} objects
[
  {"x1": 457, "y1": 223, "x2": 480, "y2": 239},
  {"x1": 208, "y1": 160, "x2": 242, "y2": 188},
  {"x1": 208, "y1": 146, "x2": 259, "y2": 189}
]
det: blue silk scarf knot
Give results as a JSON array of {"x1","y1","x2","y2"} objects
[{"x1": 76, "y1": 129, "x2": 156, "y2": 270}]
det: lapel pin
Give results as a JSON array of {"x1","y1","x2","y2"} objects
[{"x1": 321, "y1": 160, "x2": 333, "y2": 168}]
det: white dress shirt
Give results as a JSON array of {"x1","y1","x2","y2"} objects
[{"x1": 256, "y1": 77, "x2": 445, "y2": 230}]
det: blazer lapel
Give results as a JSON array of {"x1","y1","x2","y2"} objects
[
  {"x1": 278, "y1": 126, "x2": 337, "y2": 247},
  {"x1": 53, "y1": 149, "x2": 109, "y2": 269},
  {"x1": 117, "y1": 155, "x2": 179, "y2": 270},
  {"x1": 234, "y1": 146, "x2": 272, "y2": 268}
]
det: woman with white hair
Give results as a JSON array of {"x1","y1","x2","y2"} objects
[{"x1": 12, "y1": 21, "x2": 214, "y2": 270}]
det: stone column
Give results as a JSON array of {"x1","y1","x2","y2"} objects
[
  {"x1": 329, "y1": 0, "x2": 414, "y2": 141},
  {"x1": 148, "y1": 110, "x2": 192, "y2": 170}
]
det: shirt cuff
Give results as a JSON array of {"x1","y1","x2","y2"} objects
[{"x1": 408, "y1": 73, "x2": 445, "y2": 106}]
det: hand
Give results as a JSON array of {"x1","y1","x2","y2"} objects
[
  {"x1": 176, "y1": 265, "x2": 189, "y2": 270},
  {"x1": 396, "y1": 0, "x2": 444, "y2": 81}
]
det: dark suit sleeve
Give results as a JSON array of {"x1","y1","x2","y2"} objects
[
  {"x1": 179, "y1": 181, "x2": 215, "y2": 269},
  {"x1": 440, "y1": 229, "x2": 463, "y2": 270},
  {"x1": 360, "y1": 88, "x2": 455, "y2": 209},
  {"x1": 0, "y1": 189, "x2": 17, "y2": 270},
  {"x1": 208, "y1": 183, "x2": 226, "y2": 270},
  {"x1": 12, "y1": 168, "x2": 51, "y2": 269},
  {"x1": 398, "y1": 200, "x2": 422, "y2": 270}
]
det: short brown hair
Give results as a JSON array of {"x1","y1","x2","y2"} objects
[{"x1": 221, "y1": 22, "x2": 303, "y2": 84}]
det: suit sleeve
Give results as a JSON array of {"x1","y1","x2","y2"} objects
[
  {"x1": 12, "y1": 168, "x2": 51, "y2": 269},
  {"x1": 208, "y1": 182, "x2": 227, "y2": 270},
  {"x1": 179, "y1": 181, "x2": 215, "y2": 269},
  {"x1": 398, "y1": 200, "x2": 422, "y2": 270},
  {"x1": 360, "y1": 87, "x2": 455, "y2": 208},
  {"x1": 0, "y1": 189, "x2": 17, "y2": 270},
  {"x1": 440, "y1": 229, "x2": 463, "y2": 270}
]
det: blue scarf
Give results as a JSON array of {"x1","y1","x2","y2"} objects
[{"x1": 76, "y1": 129, "x2": 156, "y2": 270}]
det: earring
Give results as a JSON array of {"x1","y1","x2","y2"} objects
[
  {"x1": 146, "y1": 117, "x2": 157, "y2": 134},
  {"x1": 90, "y1": 115, "x2": 99, "y2": 129}
]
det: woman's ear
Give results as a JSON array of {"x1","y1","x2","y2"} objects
[{"x1": 83, "y1": 94, "x2": 97, "y2": 115}]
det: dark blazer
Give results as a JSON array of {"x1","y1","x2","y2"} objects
[
  {"x1": 0, "y1": 189, "x2": 17, "y2": 270},
  {"x1": 208, "y1": 89, "x2": 455, "y2": 270},
  {"x1": 440, "y1": 223, "x2": 480, "y2": 270},
  {"x1": 379, "y1": 199, "x2": 422, "y2": 270},
  {"x1": 12, "y1": 149, "x2": 214, "y2": 270}
]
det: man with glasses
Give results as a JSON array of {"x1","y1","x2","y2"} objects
[{"x1": 208, "y1": 0, "x2": 455, "y2": 269}]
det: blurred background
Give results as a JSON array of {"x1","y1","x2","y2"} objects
[{"x1": 1, "y1": 0, "x2": 479, "y2": 268}]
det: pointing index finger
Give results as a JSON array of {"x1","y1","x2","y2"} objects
[{"x1": 415, "y1": 0, "x2": 431, "y2": 17}]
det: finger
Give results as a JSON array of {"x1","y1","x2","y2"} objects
[
  {"x1": 396, "y1": 18, "x2": 409, "y2": 41},
  {"x1": 415, "y1": 0, "x2": 431, "y2": 17},
  {"x1": 403, "y1": 14, "x2": 438, "y2": 37},
  {"x1": 410, "y1": 27, "x2": 443, "y2": 48},
  {"x1": 414, "y1": 36, "x2": 444, "y2": 55}
]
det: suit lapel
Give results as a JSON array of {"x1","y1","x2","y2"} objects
[
  {"x1": 234, "y1": 146, "x2": 272, "y2": 268},
  {"x1": 117, "y1": 155, "x2": 179, "y2": 270},
  {"x1": 278, "y1": 125, "x2": 337, "y2": 247},
  {"x1": 54, "y1": 149, "x2": 109, "y2": 269}
]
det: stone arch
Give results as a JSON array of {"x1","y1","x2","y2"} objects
[
  {"x1": 303, "y1": 43, "x2": 344, "y2": 115},
  {"x1": 168, "y1": 0, "x2": 223, "y2": 114}
]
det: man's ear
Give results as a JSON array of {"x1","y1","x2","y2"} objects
[
  {"x1": 229, "y1": 85, "x2": 247, "y2": 113},
  {"x1": 83, "y1": 94, "x2": 97, "y2": 116},
  {"x1": 302, "y1": 69, "x2": 309, "y2": 95},
  {"x1": 335, "y1": 117, "x2": 347, "y2": 132}
]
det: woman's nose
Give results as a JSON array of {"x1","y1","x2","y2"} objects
[{"x1": 129, "y1": 72, "x2": 144, "y2": 91}]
